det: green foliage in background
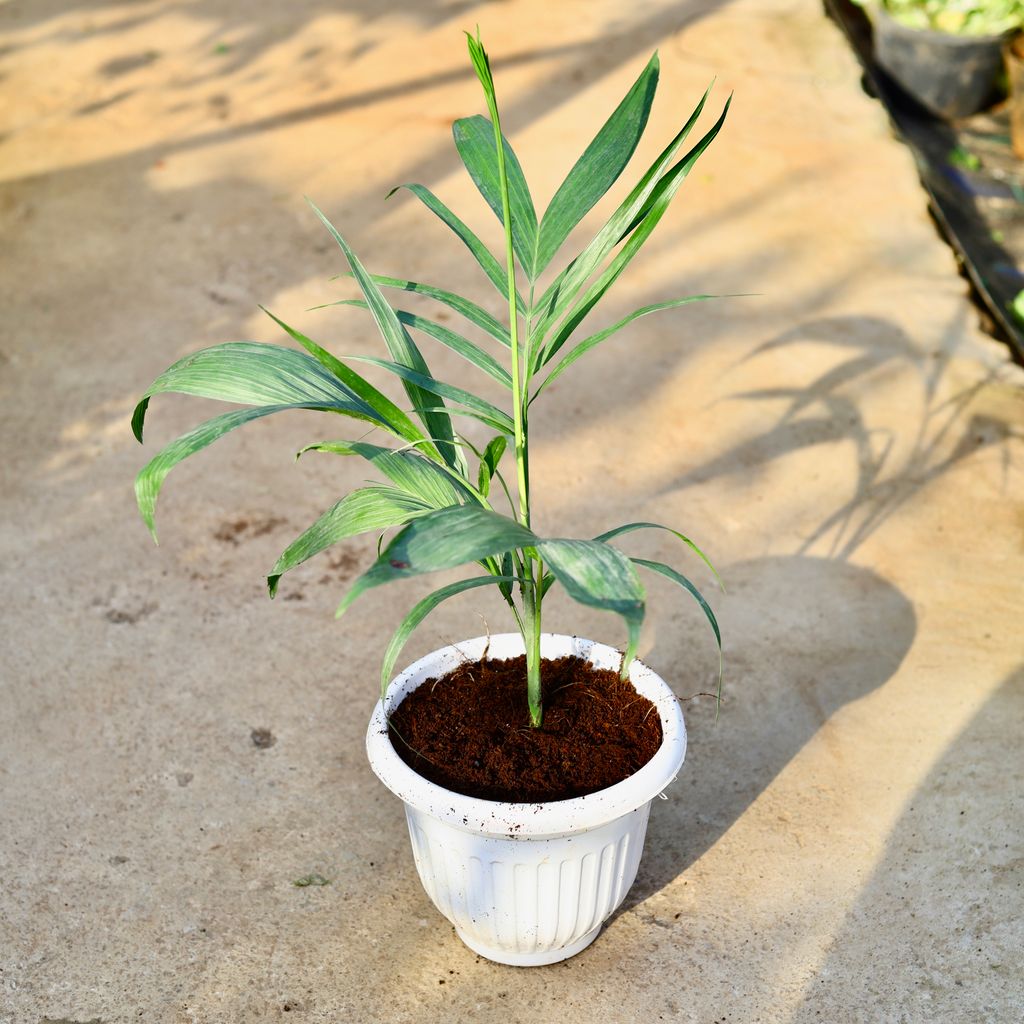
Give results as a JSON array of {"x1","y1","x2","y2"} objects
[
  {"x1": 134, "y1": 32, "x2": 728, "y2": 727},
  {"x1": 855, "y1": 0, "x2": 1024, "y2": 35}
]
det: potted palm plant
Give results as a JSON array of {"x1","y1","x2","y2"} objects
[
  {"x1": 853, "y1": 0, "x2": 1024, "y2": 118},
  {"x1": 133, "y1": 32, "x2": 727, "y2": 965}
]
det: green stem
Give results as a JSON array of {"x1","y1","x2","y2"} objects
[
  {"x1": 469, "y1": 31, "x2": 542, "y2": 726},
  {"x1": 488, "y1": 132, "x2": 528, "y2": 528},
  {"x1": 505, "y1": 588, "x2": 526, "y2": 635},
  {"x1": 528, "y1": 557, "x2": 544, "y2": 721}
]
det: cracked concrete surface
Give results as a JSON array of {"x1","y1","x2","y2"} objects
[{"x1": 1, "y1": 1, "x2": 1022, "y2": 1021}]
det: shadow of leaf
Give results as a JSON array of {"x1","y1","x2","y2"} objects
[
  {"x1": 619, "y1": 553, "x2": 917, "y2": 914},
  {"x1": 663, "y1": 314, "x2": 1021, "y2": 559}
]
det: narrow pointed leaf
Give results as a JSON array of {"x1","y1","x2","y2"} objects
[
  {"x1": 631, "y1": 557, "x2": 720, "y2": 646},
  {"x1": 497, "y1": 550, "x2": 516, "y2": 601},
  {"x1": 477, "y1": 434, "x2": 507, "y2": 497},
  {"x1": 453, "y1": 114, "x2": 538, "y2": 278},
  {"x1": 337, "y1": 504, "x2": 535, "y2": 616},
  {"x1": 398, "y1": 311, "x2": 513, "y2": 389},
  {"x1": 448, "y1": 430, "x2": 512, "y2": 512},
  {"x1": 332, "y1": 299, "x2": 512, "y2": 388},
  {"x1": 308, "y1": 201, "x2": 462, "y2": 472},
  {"x1": 132, "y1": 342, "x2": 379, "y2": 442},
  {"x1": 535, "y1": 53, "x2": 659, "y2": 275},
  {"x1": 464, "y1": 29, "x2": 527, "y2": 537},
  {"x1": 617, "y1": 95, "x2": 733, "y2": 242},
  {"x1": 296, "y1": 439, "x2": 472, "y2": 509},
  {"x1": 323, "y1": 273, "x2": 510, "y2": 347},
  {"x1": 350, "y1": 355, "x2": 515, "y2": 435},
  {"x1": 267, "y1": 486, "x2": 433, "y2": 597},
  {"x1": 136, "y1": 404, "x2": 329, "y2": 541},
  {"x1": 532, "y1": 84, "x2": 714, "y2": 335},
  {"x1": 388, "y1": 183, "x2": 510, "y2": 298},
  {"x1": 539, "y1": 98, "x2": 731, "y2": 365},
  {"x1": 414, "y1": 405, "x2": 514, "y2": 435},
  {"x1": 632, "y1": 557, "x2": 722, "y2": 701},
  {"x1": 594, "y1": 521, "x2": 723, "y2": 589},
  {"x1": 379, "y1": 574, "x2": 519, "y2": 696},
  {"x1": 259, "y1": 307, "x2": 440, "y2": 458},
  {"x1": 535, "y1": 539, "x2": 646, "y2": 676},
  {"x1": 534, "y1": 295, "x2": 717, "y2": 396}
]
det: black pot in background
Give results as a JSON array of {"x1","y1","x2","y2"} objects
[{"x1": 871, "y1": 6, "x2": 1008, "y2": 119}]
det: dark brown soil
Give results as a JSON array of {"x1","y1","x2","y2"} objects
[{"x1": 387, "y1": 654, "x2": 663, "y2": 803}]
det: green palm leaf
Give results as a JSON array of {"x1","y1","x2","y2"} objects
[
  {"x1": 308, "y1": 201, "x2": 463, "y2": 474},
  {"x1": 538, "y1": 98, "x2": 732, "y2": 365},
  {"x1": 378, "y1": 574, "x2": 519, "y2": 696},
  {"x1": 259, "y1": 306, "x2": 439, "y2": 457},
  {"x1": 453, "y1": 114, "x2": 539, "y2": 279},
  {"x1": 476, "y1": 434, "x2": 507, "y2": 498},
  {"x1": 331, "y1": 299, "x2": 512, "y2": 388},
  {"x1": 535, "y1": 539, "x2": 646, "y2": 677},
  {"x1": 618, "y1": 97, "x2": 733, "y2": 243},
  {"x1": 531, "y1": 85, "x2": 716, "y2": 337},
  {"x1": 323, "y1": 273, "x2": 511, "y2": 347},
  {"x1": 533, "y1": 295, "x2": 717, "y2": 397},
  {"x1": 349, "y1": 355, "x2": 515, "y2": 435},
  {"x1": 535, "y1": 52, "x2": 660, "y2": 275},
  {"x1": 131, "y1": 342, "x2": 378, "y2": 443},
  {"x1": 296, "y1": 439, "x2": 473, "y2": 508},
  {"x1": 593, "y1": 521, "x2": 723, "y2": 589},
  {"x1": 387, "y1": 183, "x2": 511, "y2": 299},
  {"x1": 631, "y1": 557, "x2": 722, "y2": 702},
  {"x1": 337, "y1": 504, "x2": 535, "y2": 617},
  {"x1": 267, "y1": 486, "x2": 434, "y2": 597},
  {"x1": 136, "y1": 403, "x2": 336, "y2": 541},
  {"x1": 412, "y1": 405, "x2": 515, "y2": 435}
]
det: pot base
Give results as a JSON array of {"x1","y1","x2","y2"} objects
[{"x1": 456, "y1": 923, "x2": 602, "y2": 966}]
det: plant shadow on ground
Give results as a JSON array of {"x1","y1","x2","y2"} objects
[
  {"x1": 0, "y1": 0, "x2": 481, "y2": 67},
  {"x1": 662, "y1": 313, "x2": 1022, "y2": 557},
  {"x1": 1, "y1": 0, "x2": 737, "y2": 163},
  {"x1": 616, "y1": 311, "x2": 1022, "y2": 914},
  {"x1": 617, "y1": 552, "x2": 917, "y2": 915},
  {"x1": 786, "y1": 665, "x2": 1024, "y2": 1022}
]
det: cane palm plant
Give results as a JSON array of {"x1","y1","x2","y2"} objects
[{"x1": 134, "y1": 32, "x2": 727, "y2": 728}]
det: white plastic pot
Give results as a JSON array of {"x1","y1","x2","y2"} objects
[{"x1": 365, "y1": 633, "x2": 687, "y2": 966}]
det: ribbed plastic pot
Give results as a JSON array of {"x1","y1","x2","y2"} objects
[
  {"x1": 365, "y1": 633, "x2": 687, "y2": 966},
  {"x1": 871, "y1": 8, "x2": 1007, "y2": 119}
]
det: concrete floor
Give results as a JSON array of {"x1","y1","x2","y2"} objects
[{"x1": 1, "y1": 1, "x2": 1022, "y2": 1021}]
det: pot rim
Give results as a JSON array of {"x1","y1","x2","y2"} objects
[{"x1": 365, "y1": 632, "x2": 687, "y2": 838}]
